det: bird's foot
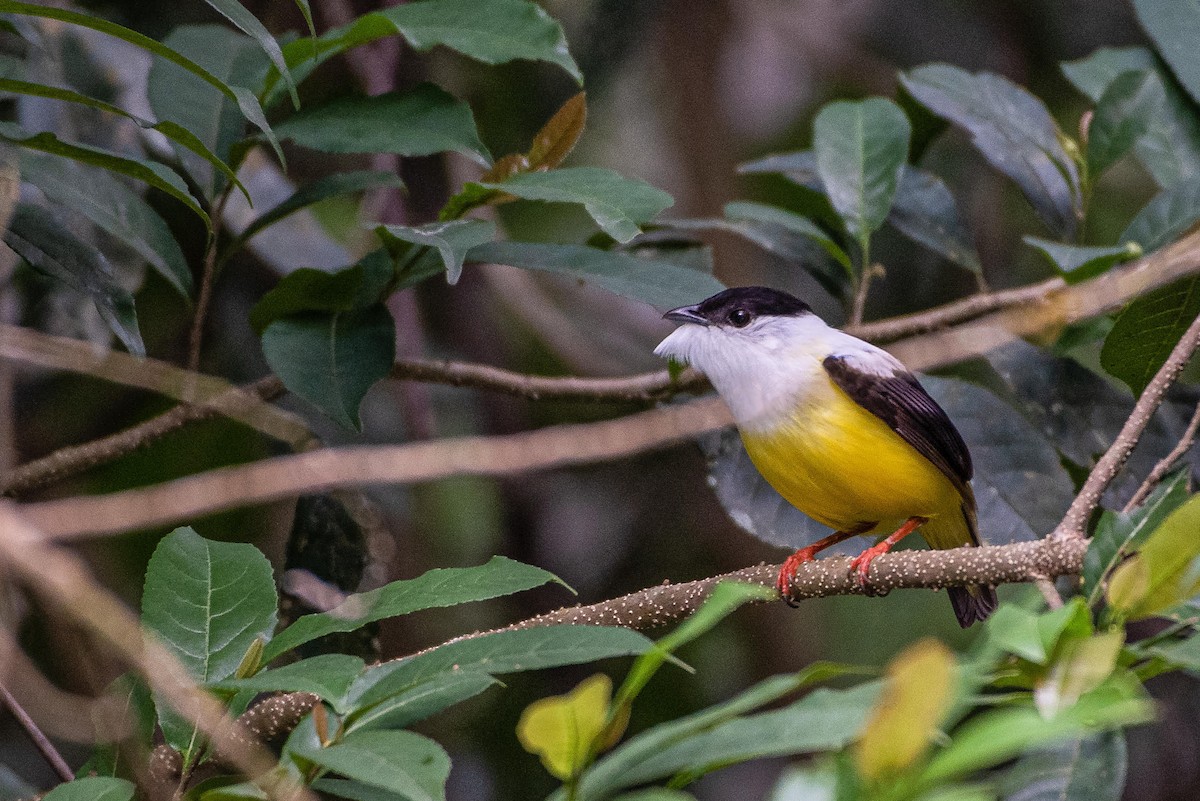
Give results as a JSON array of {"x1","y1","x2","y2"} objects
[
  {"x1": 849, "y1": 543, "x2": 890, "y2": 596},
  {"x1": 776, "y1": 547, "x2": 819, "y2": 606}
]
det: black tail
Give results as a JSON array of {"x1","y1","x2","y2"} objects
[{"x1": 949, "y1": 584, "x2": 997, "y2": 627}]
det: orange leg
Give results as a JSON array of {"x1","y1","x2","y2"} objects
[
  {"x1": 848, "y1": 516, "x2": 929, "y2": 588},
  {"x1": 777, "y1": 523, "x2": 874, "y2": 605}
]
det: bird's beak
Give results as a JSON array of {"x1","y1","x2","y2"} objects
[{"x1": 663, "y1": 304, "x2": 708, "y2": 325}]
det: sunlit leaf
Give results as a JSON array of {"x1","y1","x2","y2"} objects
[
  {"x1": 1105, "y1": 495, "x2": 1200, "y2": 619},
  {"x1": 260, "y1": 305, "x2": 396, "y2": 430},
  {"x1": 1023, "y1": 236, "x2": 1140, "y2": 285},
  {"x1": 20, "y1": 154, "x2": 192, "y2": 296},
  {"x1": 518, "y1": 674, "x2": 613, "y2": 780},
  {"x1": 5, "y1": 202, "x2": 143, "y2": 355},
  {"x1": 901, "y1": 64, "x2": 1081, "y2": 238},
  {"x1": 999, "y1": 732, "x2": 1127, "y2": 801},
  {"x1": 474, "y1": 167, "x2": 673, "y2": 243},
  {"x1": 374, "y1": 219, "x2": 496, "y2": 284},
  {"x1": 812, "y1": 97, "x2": 911, "y2": 252},
  {"x1": 275, "y1": 84, "x2": 491, "y2": 165},
  {"x1": 1084, "y1": 470, "x2": 1189, "y2": 607},
  {"x1": 1101, "y1": 276, "x2": 1200, "y2": 396},
  {"x1": 263, "y1": 557, "x2": 562, "y2": 662},
  {"x1": 466, "y1": 241, "x2": 724, "y2": 308}
]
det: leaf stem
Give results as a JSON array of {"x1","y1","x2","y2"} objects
[{"x1": 187, "y1": 187, "x2": 234, "y2": 372}]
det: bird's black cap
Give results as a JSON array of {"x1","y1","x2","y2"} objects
[{"x1": 664, "y1": 286, "x2": 811, "y2": 327}]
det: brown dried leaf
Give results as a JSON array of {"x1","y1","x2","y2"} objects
[{"x1": 528, "y1": 91, "x2": 587, "y2": 170}]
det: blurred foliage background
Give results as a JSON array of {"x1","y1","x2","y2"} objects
[{"x1": 5, "y1": 1, "x2": 1198, "y2": 799}]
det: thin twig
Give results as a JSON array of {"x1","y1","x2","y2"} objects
[
  {"x1": 0, "y1": 683, "x2": 74, "y2": 783},
  {"x1": 849, "y1": 263, "x2": 883, "y2": 327},
  {"x1": 1123, "y1": 399, "x2": 1200, "y2": 512},
  {"x1": 1052, "y1": 309, "x2": 1200, "y2": 541},
  {"x1": 187, "y1": 191, "x2": 233, "y2": 372},
  {"x1": 1031, "y1": 575, "x2": 1065, "y2": 610}
]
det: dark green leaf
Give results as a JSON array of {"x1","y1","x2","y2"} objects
[
  {"x1": 1122, "y1": 182, "x2": 1200, "y2": 253},
  {"x1": 1002, "y1": 734, "x2": 1127, "y2": 801},
  {"x1": 0, "y1": 77, "x2": 245, "y2": 200},
  {"x1": 1023, "y1": 237, "x2": 1141, "y2": 284},
  {"x1": 1149, "y1": 630, "x2": 1200, "y2": 671},
  {"x1": 1132, "y1": 0, "x2": 1200, "y2": 107},
  {"x1": 373, "y1": 220, "x2": 496, "y2": 284},
  {"x1": 474, "y1": 167, "x2": 673, "y2": 242},
  {"x1": 722, "y1": 201, "x2": 851, "y2": 273},
  {"x1": 1101, "y1": 276, "x2": 1200, "y2": 395},
  {"x1": 233, "y1": 171, "x2": 405, "y2": 253},
  {"x1": 199, "y1": 0, "x2": 297, "y2": 107},
  {"x1": 346, "y1": 671, "x2": 498, "y2": 733},
  {"x1": 888, "y1": 165, "x2": 982, "y2": 274},
  {"x1": 142, "y1": 528, "x2": 278, "y2": 684},
  {"x1": 263, "y1": 557, "x2": 561, "y2": 662},
  {"x1": 348, "y1": 626, "x2": 653, "y2": 712},
  {"x1": 21, "y1": 154, "x2": 192, "y2": 296},
  {"x1": 5, "y1": 202, "x2": 143, "y2": 355},
  {"x1": 214, "y1": 655, "x2": 365, "y2": 708},
  {"x1": 310, "y1": 779, "x2": 415, "y2": 801},
  {"x1": 1087, "y1": 70, "x2": 1165, "y2": 177},
  {"x1": 811, "y1": 97, "x2": 911, "y2": 251},
  {"x1": 467, "y1": 241, "x2": 724, "y2": 307},
  {"x1": 42, "y1": 777, "x2": 135, "y2": 801},
  {"x1": 295, "y1": 729, "x2": 449, "y2": 801},
  {"x1": 275, "y1": 84, "x2": 491, "y2": 165},
  {"x1": 0, "y1": 3, "x2": 281, "y2": 165},
  {"x1": 250, "y1": 268, "x2": 365, "y2": 335},
  {"x1": 1063, "y1": 48, "x2": 1200, "y2": 188},
  {"x1": 0, "y1": 122, "x2": 207, "y2": 226},
  {"x1": 148, "y1": 24, "x2": 269, "y2": 197},
  {"x1": 261, "y1": 305, "x2": 396, "y2": 430},
  {"x1": 901, "y1": 64, "x2": 1082, "y2": 238},
  {"x1": 1084, "y1": 470, "x2": 1189, "y2": 607}
]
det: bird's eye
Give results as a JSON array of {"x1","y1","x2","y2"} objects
[{"x1": 728, "y1": 308, "x2": 752, "y2": 328}]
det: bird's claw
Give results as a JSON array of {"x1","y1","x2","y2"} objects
[
  {"x1": 849, "y1": 546, "x2": 887, "y2": 597},
  {"x1": 776, "y1": 547, "x2": 816, "y2": 607}
]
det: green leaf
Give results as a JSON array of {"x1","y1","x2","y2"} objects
[
  {"x1": 1084, "y1": 470, "x2": 1189, "y2": 607},
  {"x1": 1033, "y1": 631, "x2": 1123, "y2": 719},
  {"x1": 199, "y1": 0, "x2": 298, "y2": 107},
  {"x1": 1101, "y1": 276, "x2": 1200, "y2": 396},
  {"x1": 722, "y1": 201, "x2": 851, "y2": 274},
  {"x1": 856, "y1": 639, "x2": 956, "y2": 782},
  {"x1": 274, "y1": 84, "x2": 491, "y2": 165},
  {"x1": 1087, "y1": 70, "x2": 1165, "y2": 178},
  {"x1": 263, "y1": 557, "x2": 561, "y2": 662},
  {"x1": 986, "y1": 605, "x2": 1052, "y2": 665},
  {"x1": 42, "y1": 777, "x2": 135, "y2": 801},
  {"x1": 148, "y1": 24, "x2": 269, "y2": 197},
  {"x1": 310, "y1": 779, "x2": 420, "y2": 801},
  {"x1": 295, "y1": 729, "x2": 449, "y2": 801},
  {"x1": 518, "y1": 674, "x2": 614, "y2": 780},
  {"x1": 142, "y1": 528, "x2": 278, "y2": 684},
  {"x1": 1122, "y1": 181, "x2": 1200, "y2": 254},
  {"x1": 474, "y1": 167, "x2": 673, "y2": 243},
  {"x1": 261, "y1": 305, "x2": 396, "y2": 430},
  {"x1": 348, "y1": 626, "x2": 654, "y2": 713},
  {"x1": 233, "y1": 171, "x2": 405, "y2": 253},
  {"x1": 998, "y1": 732, "x2": 1126, "y2": 801},
  {"x1": 466, "y1": 241, "x2": 724, "y2": 308},
  {"x1": 1062, "y1": 48, "x2": 1200, "y2": 188},
  {"x1": 5, "y1": 202, "x2": 143, "y2": 356},
  {"x1": 0, "y1": 122, "x2": 208, "y2": 227},
  {"x1": 0, "y1": 3, "x2": 281, "y2": 165},
  {"x1": 1023, "y1": 237, "x2": 1141, "y2": 284},
  {"x1": 1132, "y1": 0, "x2": 1200, "y2": 107},
  {"x1": 0, "y1": 76, "x2": 246, "y2": 201},
  {"x1": 213, "y1": 654, "x2": 365, "y2": 707},
  {"x1": 251, "y1": 253, "x2": 394, "y2": 336},
  {"x1": 811, "y1": 97, "x2": 911, "y2": 252},
  {"x1": 920, "y1": 675, "x2": 1152, "y2": 785},
  {"x1": 901, "y1": 64, "x2": 1082, "y2": 238},
  {"x1": 374, "y1": 220, "x2": 496, "y2": 284},
  {"x1": 21, "y1": 154, "x2": 192, "y2": 296},
  {"x1": 345, "y1": 671, "x2": 498, "y2": 733},
  {"x1": 580, "y1": 682, "x2": 880, "y2": 797},
  {"x1": 1105, "y1": 495, "x2": 1200, "y2": 619}
]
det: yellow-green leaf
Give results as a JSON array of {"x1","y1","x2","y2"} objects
[
  {"x1": 517, "y1": 673, "x2": 613, "y2": 780},
  {"x1": 1107, "y1": 495, "x2": 1200, "y2": 619},
  {"x1": 855, "y1": 638, "x2": 955, "y2": 782},
  {"x1": 1034, "y1": 630, "x2": 1124, "y2": 718}
]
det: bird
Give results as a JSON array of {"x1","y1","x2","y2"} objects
[{"x1": 655, "y1": 285, "x2": 997, "y2": 627}]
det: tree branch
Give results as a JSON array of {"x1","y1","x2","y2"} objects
[
  {"x1": 0, "y1": 682, "x2": 74, "y2": 783},
  {"x1": 1124, "y1": 398, "x2": 1200, "y2": 512}
]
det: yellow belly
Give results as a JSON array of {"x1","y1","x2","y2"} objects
[{"x1": 740, "y1": 383, "x2": 963, "y2": 538}]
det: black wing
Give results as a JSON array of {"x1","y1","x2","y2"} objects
[{"x1": 823, "y1": 354, "x2": 973, "y2": 494}]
